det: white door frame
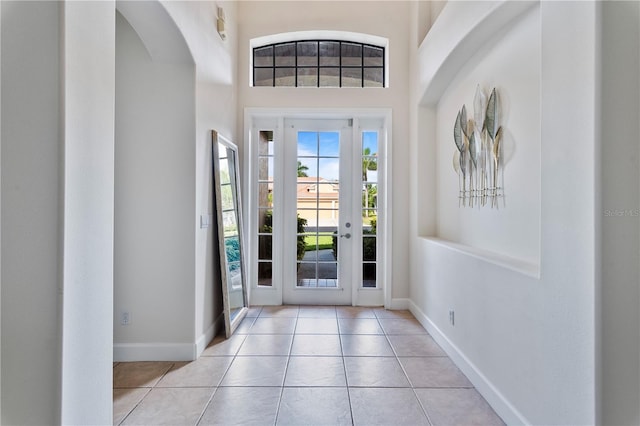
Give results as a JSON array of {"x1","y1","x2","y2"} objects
[{"x1": 244, "y1": 108, "x2": 392, "y2": 308}]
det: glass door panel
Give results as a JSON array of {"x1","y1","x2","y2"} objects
[
  {"x1": 284, "y1": 120, "x2": 352, "y2": 305},
  {"x1": 296, "y1": 131, "x2": 340, "y2": 288},
  {"x1": 362, "y1": 131, "x2": 379, "y2": 288},
  {"x1": 257, "y1": 131, "x2": 275, "y2": 286}
]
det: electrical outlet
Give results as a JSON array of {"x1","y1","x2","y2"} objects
[
  {"x1": 449, "y1": 310, "x2": 455, "y2": 326},
  {"x1": 121, "y1": 311, "x2": 131, "y2": 326}
]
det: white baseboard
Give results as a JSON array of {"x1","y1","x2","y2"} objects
[
  {"x1": 409, "y1": 301, "x2": 530, "y2": 426},
  {"x1": 389, "y1": 298, "x2": 411, "y2": 310},
  {"x1": 115, "y1": 313, "x2": 226, "y2": 362}
]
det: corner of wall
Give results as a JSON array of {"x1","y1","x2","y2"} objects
[{"x1": 600, "y1": 1, "x2": 640, "y2": 424}]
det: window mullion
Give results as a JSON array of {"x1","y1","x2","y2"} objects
[
  {"x1": 339, "y1": 42, "x2": 343, "y2": 87},
  {"x1": 361, "y1": 44, "x2": 364, "y2": 88},
  {"x1": 272, "y1": 44, "x2": 276, "y2": 87}
]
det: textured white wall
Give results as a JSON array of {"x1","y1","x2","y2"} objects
[
  {"x1": 411, "y1": 2, "x2": 600, "y2": 424},
  {"x1": 237, "y1": 0, "x2": 412, "y2": 301},
  {"x1": 1, "y1": 2, "x2": 62, "y2": 423}
]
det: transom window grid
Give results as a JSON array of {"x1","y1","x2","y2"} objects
[{"x1": 253, "y1": 40, "x2": 385, "y2": 88}]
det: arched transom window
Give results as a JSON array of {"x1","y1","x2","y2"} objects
[{"x1": 253, "y1": 40, "x2": 386, "y2": 88}]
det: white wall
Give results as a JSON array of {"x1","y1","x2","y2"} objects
[
  {"x1": 601, "y1": 2, "x2": 640, "y2": 424},
  {"x1": 114, "y1": 10, "x2": 196, "y2": 358},
  {"x1": 162, "y1": 0, "x2": 239, "y2": 350},
  {"x1": 237, "y1": 0, "x2": 412, "y2": 303},
  {"x1": 60, "y1": 2, "x2": 115, "y2": 423},
  {"x1": 114, "y1": 0, "x2": 238, "y2": 360},
  {"x1": 411, "y1": 2, "x2": 600, "y2": 424},
  {"x1": 1, "y1": 2, "x2": 62, "y2": 423},
  {"x1": 2, "y1": 1, "x2": 116, "y2": 424}
]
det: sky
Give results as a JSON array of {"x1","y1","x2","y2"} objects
[{"x1": 297, "y1": 131, "x2": 378, "y2": 181}]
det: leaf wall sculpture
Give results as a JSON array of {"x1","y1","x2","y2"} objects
[
  {"x1": 460, "y1": 105, "x2": 468, "y2": 138},
  {"x1": 485, "y1": 88, "x2": 498, "y2": 140},
  {"x1": 454, "y1": 110, "x2": 464, "y2": 153},
  {"x1": 452, "y1": 86, "x2": 505, "y2": 208},
  {"x1": 469, "y1": 131, "x2": 478, "y2": 167}
]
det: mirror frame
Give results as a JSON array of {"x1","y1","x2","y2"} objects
[{"x1": 212, "y1": 130, "x2": 249, "y2": 338}]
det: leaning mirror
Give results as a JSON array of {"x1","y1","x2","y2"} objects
[{"x1": 212, "y1": 130, "x2": 248, "y2": 337}]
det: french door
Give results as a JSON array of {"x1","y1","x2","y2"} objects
[
  {"x1": 249, "y1": 113, "x2": 386, "y2": 307},
  {"x1": 283, "y1": 119, "x2": 353, "y2": 304}
]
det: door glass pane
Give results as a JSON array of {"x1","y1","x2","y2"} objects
[
  {"x1": 363, "y1": 131, "x2": 378, "y2": 154},
  {"x1": 296, "y1": 131, "x2": 339, "y2": 288},
  {"x1": 298, "y1": 207, "x2": 317, "y2": 229},
  {"x1": 258, "y1": 183, "x2": 273, "y2": 208},
  {"x1": 363, "y1": 263, "x2": 376, "y2": 288},
  {"x1": 298, "y1": 132, "x2": 318, "y2": 155},
  {"x1": 362, "y1": 131, "x2": 378, "y2": 288},
  {"x1": 318, "y1": 160, "x2": 339, "y2": 184},
  {"x1": 258, "y1": 157, "x2": 274, "y2": 181},
  {"x1": 318, "y1": 132, "x2": 340, "y2": 157},
  {"x1": 258, "y1": 262, "x2": 272, "y2": 286},
  {"x1": 258, "y1": 235, "x2": 272, "y2": 260},
  {"x1": 257, "y1": 130, "x2": 275, "y2": 287},
  {"x1": 259, "y1": 133, "x2": 274, "y2": 156}
]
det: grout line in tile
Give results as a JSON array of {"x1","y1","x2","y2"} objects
[
  {"x1": 194, "y1": 387, "x2": 218, "y2": 426},
  {"x1": 413, "y1": 386, "x2": 435, "y2": 426},
  {"x1": 117, "y1": 386, "x2": 152, "y2": 426},
  {"x1": 338, "y1": 322, "x2": 355, "y2": 426}
]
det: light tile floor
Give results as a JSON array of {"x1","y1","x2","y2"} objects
[{"x1": 113, "y1": 306, "x2": 505, "y2": 426}]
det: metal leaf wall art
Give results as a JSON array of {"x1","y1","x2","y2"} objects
[{"x1": 453, "y1": 85, "x2": 504, "y2": 208}]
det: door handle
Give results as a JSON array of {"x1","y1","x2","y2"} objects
[{"x1": 340, "y1": 233, "x2": 351, "y2": 239}]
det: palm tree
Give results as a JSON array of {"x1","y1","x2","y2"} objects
[
  {"x1": 297, "y1": 161, "x2": 309, "y2": 177},
  {"x1": 362, "y1": 148, "x2": 377, "y2": 182},
  {"x1": 362, "y1": 148, "x2": 378, "y2": 216}
]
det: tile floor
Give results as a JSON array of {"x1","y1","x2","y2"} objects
[{"x1": 113, "y1": 306, "x2": 505, "y2": 426}]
